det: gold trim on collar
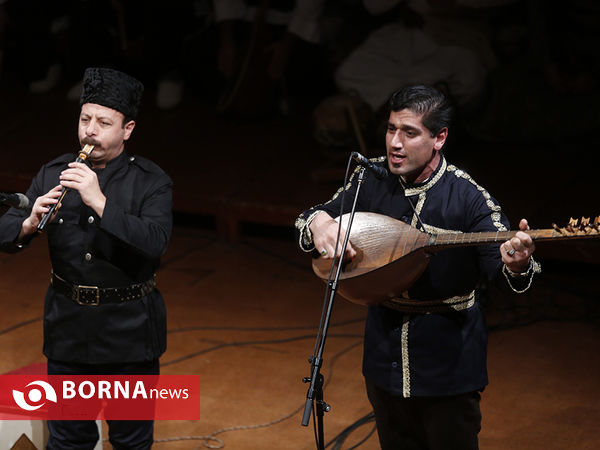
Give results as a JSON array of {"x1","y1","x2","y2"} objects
[{"x1": 403, "y1": 157, "x2": 448, "y2": 196}]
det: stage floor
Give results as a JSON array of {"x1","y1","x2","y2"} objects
[
  {"x1": 1, "y1": 77, "x2": 599, "y2": 449},
  {"x1": 0, "y1": 227, "x2": 598, "y2": 449}
]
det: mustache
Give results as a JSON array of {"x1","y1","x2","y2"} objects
[{"x1": 81, "y1": 138, "x2": 101, "y2": 147}]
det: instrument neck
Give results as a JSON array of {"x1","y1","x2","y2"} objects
[{"x1": 429, "y1": 228, "x2": 598, "y2": 251}]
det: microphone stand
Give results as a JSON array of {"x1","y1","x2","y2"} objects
[{"x1": 301, "y1": 167, "x2": 367, "y2": 450}]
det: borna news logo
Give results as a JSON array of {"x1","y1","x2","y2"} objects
[
  {"x1": 1, "y1": 375, "x2": 200, "y2": 420},
  {"x1": 12, "y1": 380, "x2": 58, "y2": 411}
]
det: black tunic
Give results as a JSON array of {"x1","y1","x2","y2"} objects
[
  {"x1": 296, "y1": 155, "x2": 531, "y2": 397},
  {"x1": 0, "y1": 151, "x2": 172, "y2": 364}
]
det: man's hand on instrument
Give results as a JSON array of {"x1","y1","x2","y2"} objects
[
  {"x1": 19, "y1": 185, "x2": 63, "y2": 238},
  {"x1": 501, "y1": 218, "x2": 535, "y2": 273},
  {"x1": 309, "y1": 212, "x2": 357, "y2": 260},
  {"x1": 60, "y1": 162, "x2": 106, "y2": 217}
]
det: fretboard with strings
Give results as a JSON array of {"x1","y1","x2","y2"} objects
[
  {"x1": 429, "y1": 217, "x2": 600, "y2": 251},
  {"x1": 312, "y1": 214, "x2": 599, "y2": 306}
]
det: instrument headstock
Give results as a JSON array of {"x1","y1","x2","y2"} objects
[{"x1": 552, "y1": 216, "x2": 599, "y2": 236}]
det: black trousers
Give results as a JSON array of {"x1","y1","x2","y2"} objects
[
  {"x1": 366, "y1": 381, "x2": 482, "y2": 450},
  {"x1": 46, "y1": 358, "x2": 159, "y2": 450}
]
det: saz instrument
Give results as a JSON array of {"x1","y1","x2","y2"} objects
[{"x1": 312, "y1": 213, "x2": 600, "y2": 306}]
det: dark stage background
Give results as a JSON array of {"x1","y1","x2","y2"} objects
[{"x1": 0, "y1": 1, "x2": 598, "y2": 449}]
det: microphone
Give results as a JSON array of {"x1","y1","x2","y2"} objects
[
  {"x1": 351, "y1": 152, "x2": 388, "y2": 179},
  {"x1": 0, "y1": 192, "x2": 30, "y2": 210}
]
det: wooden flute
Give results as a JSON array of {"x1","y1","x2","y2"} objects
[{"x1": 37, "y1": 144, "x2": 94, "y2": 232}]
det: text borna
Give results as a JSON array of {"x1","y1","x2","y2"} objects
[{"x1": 62, "y1": 381, "x2": 190, "y2": 400}]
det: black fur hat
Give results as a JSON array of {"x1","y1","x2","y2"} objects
[{"x1": 80, "y1": 68, "x2": 144, "y2": 119}]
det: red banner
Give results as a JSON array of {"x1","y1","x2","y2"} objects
[{"x1": 0, "y1": 375, "x2": 200, "y2": 420}]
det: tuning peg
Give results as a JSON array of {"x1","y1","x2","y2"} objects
[
  {"x1": 589, "y1": 216, "x2": 599, "y2": 234},
  {"x1": 579, "y1": 217, "x2": 589, "y2": 232}
]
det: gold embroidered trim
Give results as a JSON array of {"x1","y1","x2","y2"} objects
[
  {"x1": 401, "y1": 315, "x2": 411, "y2": 398},
  {"x1": 384, "y1": 291, "x2": 475, "y2": 314},
  {"x1": 394, "y1": 292, "x2": 476, "y2": 399},
  {"x1": 403, "y1": 156, "x2": 447, "y2": 196},
  {"x1": 294, "y1": 215, "x2": 306, "y2": 231},
  {"x1": 295, "y1": 164, "x2": 367, "y2": 252},
  {"x1": 410, "y1": 193, "x2": 427, "y2": 229},
  {"x1": 423, "y1": 224, "x2": 462, "y2": 235},
  {"x1": 442, "y1": 291, "x2": 476, "y2": 311},
  {"x1": 329, "y1": 165, "x2": 362, "y2": 202},
  {"x1": 296, "y1": 210, "x2": 323, "y2": 252},
  {"x1": 447, "y1": 165, "x2": 507, "y2": 232}
]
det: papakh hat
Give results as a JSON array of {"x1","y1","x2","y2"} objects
[{"x1": 80, "y1": 67, "x2": 144, "y2": 119}]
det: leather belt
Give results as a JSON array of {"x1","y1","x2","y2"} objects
[
  {"x1": 382, "y1": 291, "x2": 476, "y2": 314},
  {"x1": 51, "y1": 273, "x2": 156, "y2": 306}
]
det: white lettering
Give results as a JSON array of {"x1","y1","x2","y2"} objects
[
  {"x1": 63, "y1": 381, "x2": 76, "y2": 399},
  {"x1": 114, "y1": 381, "x2": 129, "y2": 399},
  {"x1": 148, "y1": 388, "x2": 191, "y2": 400},
  {"x1": 60, "y1": 380, "x2": 190, "y2": 402},
  {"x1": 78, "y1": 381, "x2": 95, "y2": 399},
  {"x1": 132, "y1": 381, "x2": 147, "y2": 399},
  {"x1": 98, "y1": 381, "x2": 111, "y2": 399},
  {"x1": 169, "y1": 389, "x2": 182, "y2": 399}
]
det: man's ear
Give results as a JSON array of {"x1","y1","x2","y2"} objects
[
  {"x1": 123, "y1": 120, "x2": 136, "y2": 141},
  {"x1": 434, "y1": 127, "x2": 448, "y2": 151}
]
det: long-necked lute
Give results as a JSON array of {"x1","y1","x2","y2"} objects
[{"x1": 312, "y1": 213, "x2": 599, "y2": 306}]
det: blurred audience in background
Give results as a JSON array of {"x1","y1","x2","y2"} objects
[
  {"x1": 0, "y1": 0, "x2": 598, "y2": 144},
  {"x1": 313, "y1": 0, "x2": 517, "y2": 149},
  {"x1": 213, "y1": 0, "x2": 328, "y2": 117},
  {"x1": 463, "y1": 0, "x2": 600, "y2": 143},
  {"x1": 0, "y1": 0, "x2": 69, "y2": 93},
  {"x1": 334, "y1": 0, "x2": 507, "y2": 113}
]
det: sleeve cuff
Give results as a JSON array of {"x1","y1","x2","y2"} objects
[{"x1": 295, "y1": 210, "x2": 322, "y2": 252}]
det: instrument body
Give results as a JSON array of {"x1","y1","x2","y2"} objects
[
  {"x1": 37, "y1": 145, "x2": 94, "y2": 232},
  {"x1": 312, "y1": 213, "x2": 600, "y2": 306},
  {"x1": 312, "y1": 212, "x2": 431, "y2": 305}
]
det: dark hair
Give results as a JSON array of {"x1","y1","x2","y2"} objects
[
  {"x1": 387, "y1": 85, "x2": 453, "y2": 136},
  {"x1": 121, "y1": 116, "x2": 135, "y2": 127}
]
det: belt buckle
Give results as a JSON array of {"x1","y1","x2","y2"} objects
[{"x1": 74, "y1": 284, "x2": 100, "y2": 306}]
